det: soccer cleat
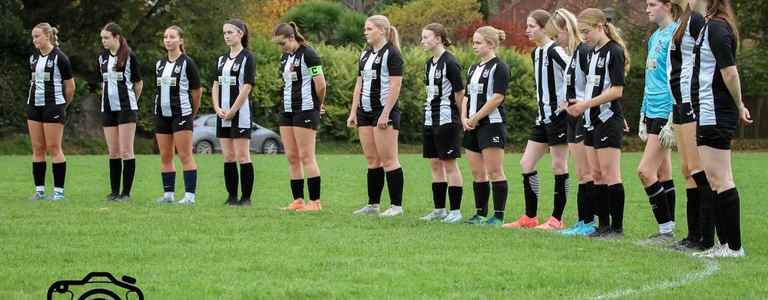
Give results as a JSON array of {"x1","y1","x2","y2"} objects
[
  {"x1": 599, "y1": 229, "x2": 625, "y2": 240},
  {"x1": 105, "y1": 193, "x2": 120, "y2": 202},
  {"x1": 353, "y1": 204, "x2": 380, "y2": 215},
  {"x1": 117, "y1": 194, "x2": 131, "y2": 202},
  {"x1": 420, "y1": 209, "x2": 448, "y2": 221},
  {"x1": 571, "y1": 221, "x2": 598, "y2": 236},
  {"x1": 588, "y1": 226, "x2": 612, "y2": 238},
  {"x1": 156, "y1": 195, "x2": 174, "y2": 204},
  {"x1": 442, "y1": 210, "x2": 463, "y2": 224},
  {"x1": 502, "y1": 215, "x2": 539, "y2": 229},
  {"x1": 636, "y1": 232, "x2": 675, "y2": 246},
  {"x1": 693, "y1": 243, "x2": 727, "y2": 258},
  {"x1": 464, "y1": 214, "x2": 487, "y2": 225},
  {"x1": 670, "y1": 238, "x2": 706, "y2": 252},
  {"x1": 224, "y1": 196, "x2": 238, "y2": 206},
  {"x1": 239, "y1": 197, "x2": 252, "y2": 207},
  {"x1": 297, "y1": 200, "x2": 322, "y2": 212},
  {"x1": 484, "y1": 216, "x2": 504, "y2": 226},
  {"x1": 707, "y1": 246, "x2": 746, "y2": 258},
  {"x1": 30, "y1": 191, "x2": 46, "y2": 201},
  {"x1": 535, "y1": 216, "x2": 565, "y2": 230},
  {"x1": 560, "y1": 220, "x2": 584, "y2": 235},
  {"x1": 379, "y1": 206, "x2": 403, "y2": 217},
  {"x1": 285, "y1": 199, "x2": 305, "y2": 211},
  {"x1": 50, "y1": 191, "x2": 65, "y2": 201},
  {"x1": 177, "y1": 195, "x2": 195, "y2": 205}
]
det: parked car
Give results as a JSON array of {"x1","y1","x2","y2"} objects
[{"x1": 192, "y1": 114, "x2": 283, "y2": 154}]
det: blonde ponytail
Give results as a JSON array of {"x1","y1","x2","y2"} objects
[
  {"x1": 34, "y1": 23, "x2": 60, "y2": 48},
  {"x1": 546, "y1": 8, "x2": 581, "y2": 55},
  {"x1": 475, "y1": 26, "x2": 505, "y2": 48},
  {"x1": 604, "y1": 23, "x2": 631, "y2": 75},
  {"x1": 367, "y1": 15, "x2": 401, "y2": 51}
]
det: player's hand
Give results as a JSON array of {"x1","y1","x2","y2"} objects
[
  {"x1": 346, "y1": 113, "x2": 357, "y2": 128},
  {"x1": 740, "y1": 105, "x2": 753, "y2": 125},
  {"x1": 461, "y1": 117, "x2": 473, "y2": 131},
  {"x1": 376, "y1": 113, "x2": 390, "y2": 129}
]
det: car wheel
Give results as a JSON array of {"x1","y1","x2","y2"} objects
[
  {"x1": 261, "y1": 138, "x2": 281, "y2": 154},
  {"x1": 194, "y1": 140, "x2": 214, "y2": 154}
]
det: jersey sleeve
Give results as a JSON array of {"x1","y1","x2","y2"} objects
[
  {"x1": 550, "y1": 46, "x2": 569, "y2": 70},
  {"x1": 578, "y1": 45, "x2": 591, "y2": 74},
  {"x1": 304, "y1": 48, "x2": 324, "y2": 78},
  {"x1": 186, "y1": 57, "x2": 201, "y2": 89},
  {"x1": 96, "y1": 56, "x2": 103, "y2": 83},
  {"x1": 492, "y1": 62, "x2": 510, "y2": 94},
  {"x1": 244, "y1": 52, "x2": 256, "y2": 85},
  {"x1": 387, "y1": 49, "x2": 404, "y2": 76},
  {"x1": 57, "y1": 53, "x2": 73, "y2": 80},
  {"x1": 708, "y1": 21, "x2": 737, "y2": 69},
  {"x1": 129, "y1": 52, "x2": 141, "y2": 82},
  {"x1": 212, "y1": 56, "x2": 222, "y2": 83},
  {"x1": 608, "y1": 45, "x2": 626, "y2": 86},
  {"x1": 446, "y1": 58, "x2": 464, "y2": 92}
]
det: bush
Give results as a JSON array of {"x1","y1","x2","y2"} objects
[
  {"x1": 380, "y1": 0, "x2": 483, "y2": 45},
  {"x1": 280, "y1": 1, "x2": 367, "y2": 46}
]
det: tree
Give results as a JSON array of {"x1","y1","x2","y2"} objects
[{"x1": 380, "y1": 0, "x2": 483, "y2": 44}]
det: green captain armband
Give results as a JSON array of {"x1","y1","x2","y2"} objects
[{"x1": 309, "y1": 65, "x2": 324, "y2": 76}]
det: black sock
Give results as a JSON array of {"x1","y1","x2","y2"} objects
[
  {"x1": 367, "y1": 167, "x2": 385, "y2": 205},
  {"x1": 595, "y1": 184, "x2": 610, "y2": 228},
  {"x1": 553, "y1": 174, "x2": 569, "y2": 220},
  {"x1": 240, "y1": 163, "x2": 254, "y2": 199},
  {"x1": 224, "y1": 162, "x2": 238, "y2": 198},
  {"x1": 693, "y1": 171, "x2": 715, "y2": 247},
  {"x1": 609, "y1": 183, "x2": 625, "y2": 231},
  {"x1": 576, "y1": 183, "x2": 587, "y2": 221},
  {"x1": 121, "y1": 159, "x2": 135, "y2": 196},
  {"x1": 385, "y1": 168, "x2": 404, "y2": 206},
  {"x1": 473, "y1": 181, "x2": 490, "y2": 217},
  {"x1": 108, "y1": 159, "x2": 121, "y2": 194},
  {"x1": 448, "y1": 186, "x2": 463, "y2": 210},
  {"x1": 290, "y1": 179, "x2": 304, "y2": 200},
  {"x1": 662, "y1": 180, "x2": 676, "y2": 221},
  {"x1": 33, "y1": 161, "x2": 46, "y2": 188},
  {"x1": 714, "y1": 187, "x2": 728, "y2": 246},
  {"x1": 161, "y1": 171, "x2": 175, "y2": 192},
  {"x1": 685, "y1": 187, "x2": 701, "y2": 241},
  {"x1": 522, "y1": 171, "x2": 539, "y2": 218},
  {"x1": 52, "y1": 162, "x2": 66, "y2": 189},
  {"x1": 645, "y1": 181, "x2": 672, "y2": 225},
  {"x1": 583, "y1": 181, "x2": 595, "y2": 223},
  {"x1": 183, "y1": 169, "x2": 197, "y2": 194},
  {"x1": 492, "y1": 180, "x2": 508, "y2": 220},
  {"x1": 432, "y1": 182, "x2": 448, "y2": 209},
  {"x1": 307, "y1": 176, "x2": 321, "y2": 201},
  {"x1": 719, "y1": 188, "x2": 741, "y2": 250}
]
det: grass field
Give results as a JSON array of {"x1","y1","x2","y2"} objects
[{"x1": 1, "y1": 153, "x2": 766, "y2": 299}]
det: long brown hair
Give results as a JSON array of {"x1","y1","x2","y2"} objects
[
  {"x1": 423, "y1": 23, "x2": 453, "y2": 47},
  {"x1": 166, "y1": 25, "x2": 186, "y2": 53},
  {"x1": 578, "y1": 8, "x2": 631, "y2": 75},
  {"x1": 672, "y1": 0, "x2": 691, "y2": 45},
  {"x1": 272, "y1": 22, "x2": 308, "y2": 45},
  {"x1": 546, "y1": 8, "x2": 581, "y2": 55},
  {"x1": 102, "y1": 22, "x2": 130, "y2": 71},
  {"x1": 706, "y1": 0, "x2": 740, "y2": 44},
  {"x1": 367, "y1": 15, "x2": 400, "y2": 51}
]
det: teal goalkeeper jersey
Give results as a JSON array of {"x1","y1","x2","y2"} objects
[{"x1": 642, "y1": 22, "x2": 677, "y2": 119}]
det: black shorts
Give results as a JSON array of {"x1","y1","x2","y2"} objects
[
  {"x1": 279, "y1": 110, "x2": 320, "y2": 130},
  {"x1": 216, "y1": 119, "x2": 251, "y2": 139},
  {"x1": 567, "y1": 116, "x2": 586, "y2": 144},
  {"x1": 697, "y1": 125, "x2": 735, "y2": 150},
  {"x1": 529, "y1": 114, "x2": 568, "y2": 145},
  {"x1": 27, "y1": 104, "x2": 65, "y2": 124},
  {"x1": 592, "y1": 117, "x2": 624, "y2": 149},
  {"x1": 357, "y1": 110, "x2": 401, "y2": 131},
  {"x1": 583, "y1": 126, "x2": 595, "y2": 147},
  {"x1": 155, "y1": 115, "x2": 193, "y2": 134},
  {"x1": 463, "y1": 123, "x2": 506, "y2": 152},
  {"x1": 644, "y1": 117, "x2": 667, "y2": 135},
  {"x1": 673, "y1": 102, "x2": 696, "y2": 125},
  {"x1": 423, "y1": 124, "x2": 461, "y2": 159},
  {"x1": 103, "y1": 110, "x2": 137, "y2": 127}
]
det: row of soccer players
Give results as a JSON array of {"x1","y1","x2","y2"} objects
[{"x1": 24, "y1": 0, "x2": 749, "y2": 258}]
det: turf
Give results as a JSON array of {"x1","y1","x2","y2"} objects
[{"x1": 1, "y1": 153, "x2": 766, "y2": 299}]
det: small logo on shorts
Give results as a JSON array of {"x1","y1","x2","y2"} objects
[
  {"x1": 558, "y1": 133, "x2": 566, "y2": 138},
  {"x1": 492, "y1": 136, "x2": 500, "y2": 143},
  {"x1": 601, "y1": 136, "x2": 608, "y2": 142},
  {"x1": 53, "y1": 115, "x2": 60, "y2": 119},
  {"x1": 240, "y1": 129, "x2": 246, "y2": 133},
  {"x1": 686, "y1": 110, "x2": 694, "y2": 116},
  {"x1": 178, "y1": 120, "x2": 187, "y2": 126},
  {"x1": 304, "y1": 119, "x2": 311, "y2": 123},
  {"x1": 447, "y1": 149, "x2": 454, "y2": 154}
]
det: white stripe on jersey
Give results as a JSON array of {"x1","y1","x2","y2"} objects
[
  {"x1": 424, "y1": 61, "x2": 436, "y2": 126},
  {"x1": 379, "y1": 50, "x2": 392, "y2": 109},
  {"x1": 52, "y1": 56, "x2": 64, "y2": 105},
  {"x1": 467, "y1": 64, "x2": 483, "y2": 117},
  {"x1": 697, "y1": 26, "x2": 717, "y2": 126},
  {"x1": 220, "y1": 57, "x2": 234, "y2": 127},
  {"x1": 32, "y1": 56, "x2": 48, "y2": 106},
  {"x1": 360, "y1": 52, "x2": 376, "y2": 112},
  {"x1": 584, "y1": 50, "x2": 615, "y2": 126},
  {"x1": 670, "y1": 18, "x2": 698, "y2": 104},
  {"x1": 179, "y1": 61, "x2": 192, "y2": 116},
  {"x1": 485, "y1": 64, "x2": 503, "y2": 123},
  {"x1": 159, "y1": 61, "x2": 176, "y2": 117}
]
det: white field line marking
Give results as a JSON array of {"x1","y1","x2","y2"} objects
[{"x1": 591, "y1": 258, "x2": 720, "y2": 299}]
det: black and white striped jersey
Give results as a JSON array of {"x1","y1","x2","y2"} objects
[
  {"x1": 584, "y1": 41, "x2": 626, "y2": 126},
  {"x1": 27, "y1": 48, "x2": 72, "y2": 106},
  {"x1": 154, "y1": 54, "x2": 201, "y2": 117},
  {"x1": 423, "y1": 51, "x2": 463, "y2": 127},
  {"x1": 215, "y1": 50, "x2": 256, "y2": 129},
  {"x1": 357, "y1": 42, "x2": 404, "y2": 113},
  {"x1": 532, "y1": 41, "x2": 570, "y2": 124},
  {"x1": 98, "y1": 51, "x2": 141, "y2": 112},
  {"x1": 693, "y1": 19, "x2": 738, "y2": 128},
  {"x1": 279, "y1": 45, "x2": 322, "y2": 113},
  {"x1": 465, "y1": 57, "x2": 510, "y2": 125},
  {"x1": 668, "y1": 12, "x2": 705, "y2": 107},
  {"x1": 566, "y1": 42, "x2": 592, "y2": 102}
]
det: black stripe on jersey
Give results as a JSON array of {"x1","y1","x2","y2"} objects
[
  {"x1": 668, "y1": 12, "x2": 705, "y2": 106},
  {"x1": 566, "y1": 43, "x2": 592, "y2": 101},
  {"x1": 98, "y1": 51, "x2": 141, "y2": 112},
  {"x1": 424, "y1": 51, "x2": 463, "y2": 126},
  {"x1": 693, "y1": 19, "x2": 738, "y2": 128},
  {"x1": 280, "y1": 45, "x2": 322, "y2": 113},
  {"x1": 358, "y1": 42, "x2": 404, "y2": 112}
]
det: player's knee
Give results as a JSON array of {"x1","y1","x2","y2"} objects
[{"x1": 286, "y1": 152, "x2": 300, "y2": 165}]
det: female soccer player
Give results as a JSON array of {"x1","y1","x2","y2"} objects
[
  {"x1": 691, "y1": 0, "x2": 750, "y2": 258},
  {"x1": 272, "y1": 22, "x2": 327, "y2": 212},
  {"x1": 636, "y1": 0, "x2": 681, "y2": 244},
  {"x1": 154, "y1": 25, "x2": 202, "y2": 205},
  {"x1": 418, "y1": 23, "x2": 465, "y2": 223},
  {"x1": 27, "y1": 23, "x2": 74, "y2": 201},
  {"x1": 462, "y1": 26, "x2": 511, "y2": 226},
  {"x1": 348, "y1": 15, "x2": 406, "y2": 217},
  {"x1": 98, "y1": 22, "x2": 142, "y2": 202},
  {"x1": 667, "y1": 0, "x2": 708, "y2": 251},
  {"x1": 546, "y1": 9, "x2": 598, "y2": 236},
  {"x1": 504, "y1": 10, "x2": 570, "y2": 230},
  {"x1": 567, "y1": 8, "x2": 630, "y2": 239},
  {"x1": 212, "y1": 19, "x2": 256, "y2": 207}
]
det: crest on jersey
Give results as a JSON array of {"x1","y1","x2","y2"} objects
[
  {"x1": 47, "y1": 60, "x2": 54, "y2": 68},
  {"x1": 597, "y1": 57, "x2": 605, "y2": 68},
  {"x1": 482, "y1": 69, "x2": 490, "y2": 78},
  {"x1": 232, "y1": 63, "x2": 240, "y2": 72},
  {"x1": 31, "y1": 57, "x2": 38, "y2": 65},
  {"x1": 174, "y1": 65, "x2": 182, "y2": 73},
  {"x1": 218, "y1": 59, "x2": 225, "y2": 68},
  {"x1": 374, "y1": 56, "x2": 381, "y2": 64},
  {"x1": 434, "y1": 70, "x2": 442, "y2": 78}
]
